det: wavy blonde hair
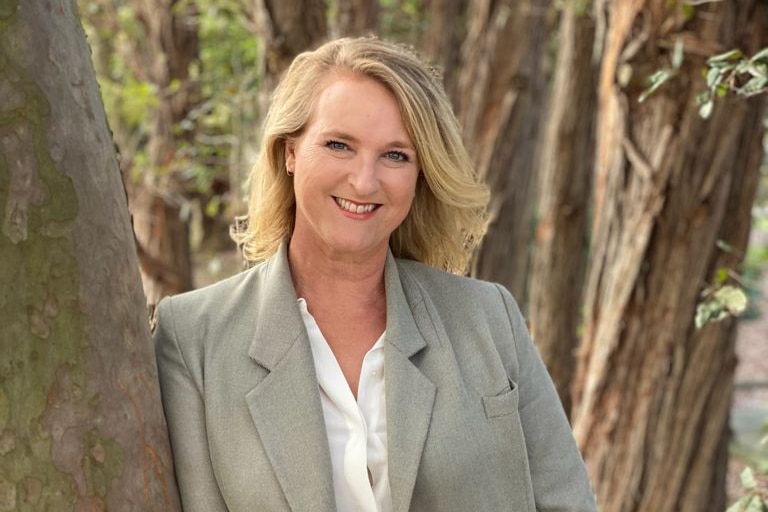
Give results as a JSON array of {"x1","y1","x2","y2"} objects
[{"x1": 233, "y1": 36, "x2": 489, "y2": 273}]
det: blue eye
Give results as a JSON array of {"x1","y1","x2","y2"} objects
[
  {"x1": 326, "y1": 140, "x2": 348, "y2": 151},
  {"x1": 385, "y1": 151, "x2": 409, "y2": 163}
]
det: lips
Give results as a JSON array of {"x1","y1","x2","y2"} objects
[{"x1": 334, "y1": 196, "x2": 380, "y2": 214}]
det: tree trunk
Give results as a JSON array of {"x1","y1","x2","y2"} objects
[
  {"x1": 129, "y1": 0, "x2": 200, "y2": 306},
  {"x1": 254, "y1": 0, "x2": 328, "y2": 94},
  {"x1": 676, "y1": 105, "x2": 765, "y2": 509},
  {"x1": 460, "y1": 0, "x2": 552, "y2": 302},
  {"x1": 528, "y1": 4, "x2": 596, "y2": 413},
  {"x1": 330, "y1": 0, "x2": 380, "y2": 37},
  {"x1": 418, "y1": 0, "x2": 468, "y2": 104},
  {"x1": 0, "y1": 1, "x2": 180, "y2": 509},
  {"x1": 571, "y1": 1, "x2": 767, "y2": 510}
]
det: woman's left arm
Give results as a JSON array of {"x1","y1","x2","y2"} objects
[{"x1": 494, "y1": 284, "x2": 598, "y2": 512}]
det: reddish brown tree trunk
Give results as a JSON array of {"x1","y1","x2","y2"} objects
[
  {"x1": 529, "y1": 4, "x2": 597, "y2": 413},
  {"x1": 0, "y1": 1, "x2": 180, "y2": 508},
  {"x1": 460, "y1": 0, "x2": 552, "y2": 302},
  {"x1": 571, "y1": 1, "x2": 767, "y2": 510}
]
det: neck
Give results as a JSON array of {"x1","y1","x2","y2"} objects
[{"x1": 287, "y1": 238, "x2": 387, "y2": 305}]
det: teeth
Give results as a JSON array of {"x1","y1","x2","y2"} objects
[{"x1": 335, "y1": 197, "x2": 377, "y2": 214}]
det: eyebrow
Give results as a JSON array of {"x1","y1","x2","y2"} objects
[{"x1": 319, "y1": 130, "x2": 416, "y2": 151}]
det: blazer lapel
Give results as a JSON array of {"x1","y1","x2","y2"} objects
[
  {"x1": 384, "y1": 254, "x2": 436, "y2": 512},
  {"x1": 244, "y1": 244, "x2": 336, "y2": 512}
]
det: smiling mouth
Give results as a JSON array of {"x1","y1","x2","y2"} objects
[{"x1": 334, "y1": 196, "x2": 380, "y2": 214}]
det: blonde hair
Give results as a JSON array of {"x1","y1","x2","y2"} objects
[{"x1": 233, "y1": 36, "x2": 489, "y2": 273}]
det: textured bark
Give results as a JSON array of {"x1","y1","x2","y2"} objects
[
  {"x1": 461, "y1": 0, "x2": 552, "y2": 302},
  {"x1": 0, "y1": 1, "x2": 180, "y2": 510},
  {"x1": 529, "y1": 5, "x2": 596, "y2": 413},
  {"x1": 676, "y1": 105, "x2": 766, "y2": 509},
  {"x1": 418, "y1": 0, "x2": 468, "y2": 103},
  {"x1": 129, "y1": 0, "x2": 200, "y2": 306},
  {"x1": 254, "y1": 0, "x2": 328, "y2": 93},
  {"x1": 571, "y1": 1, "x2": 767, "y2": 510},
  {"x1": 330, "y1": 0, "x2": 380, "y2": 37}
]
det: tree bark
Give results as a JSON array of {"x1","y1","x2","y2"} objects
[
  {"x1": 330, "y1": 0, "x2": 380, "y2": 37},
  {"x1": 460, "y1": 0, "x2": 552, "y2": 302},
  {"x1": 254, "y1": 0, "x2": 328, "y2": 93},
  {"x1": 571, "y1": 1, "x2": 767, "y2": 510},
  {"x1": 528, "y1": 4, "x2": 596, "y2": 413},
  {"x1": 0, "y1": 1, "x2": 180, "y2": 509},
  {"x1": 418, "y1": 0, "x2": 468, "y2": 103},
  {"x1": 129, "y1": 0, "x2": 200, "y2": 306}
]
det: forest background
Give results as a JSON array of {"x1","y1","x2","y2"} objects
[{"x1": 2, "y1": 0, "x2": 768, "y2": 510}]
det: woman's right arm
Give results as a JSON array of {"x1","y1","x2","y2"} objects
[{"x1": 154, "y1": 297, "x2": 230, "y2": 512}]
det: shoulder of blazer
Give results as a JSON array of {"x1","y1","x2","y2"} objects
[
  {"x1": 394, "y1": 257, "x2": 508, "y2": 312},
  {"x1": 161, "y1": 258, "x2": 271, "y2": 316},
  {"x1": 393, "y1": 257, "x2": 525, "y2": 376},
  {"x1": 154, "y1": 257, "x2": 279, "y2": 357}
]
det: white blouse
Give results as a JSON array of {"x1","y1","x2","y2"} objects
[{"x1": 298, "y1": 298, "x2": 392, "y2": 512}]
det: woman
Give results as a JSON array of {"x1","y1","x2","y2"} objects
[{"x1": 154, "y1": 37, "x2": 597, "y2": 512}]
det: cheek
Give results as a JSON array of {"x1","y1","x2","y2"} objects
[{"x1": 402, "y1": 173, "x2": 420, "y2": 202}]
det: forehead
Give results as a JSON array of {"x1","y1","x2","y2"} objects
[{"x1": 306, "y1": 72, "x2": 407, "y2": 130}]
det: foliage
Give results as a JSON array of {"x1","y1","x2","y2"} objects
[
  {"x1": 378, "y1": 0, "x2": 424, "y2": 45},
  {"x1": 697, "y1": 48, "x2": 768, "y2": 119},
  {"x1": 695, "y1": 239, "x2": 751, "y2": 329},
  {"x1": 180, "y1": 0, "x2": 260, "y2": 205},
  {"x1": 638, "y1": 39, "x2": 685, "y2": 103},
  {"x1": 695, "y1": 282, "x2": 748, "y2": 328},
  {"x1": 80, "y1": 0, "x2": 260, "y2": 236},
  {"x1": 728, "y1": 467, "x2": 768, "y2": 512},
  {"x1": 639, "y1": 44, "x2": 768, "y2": 118}
]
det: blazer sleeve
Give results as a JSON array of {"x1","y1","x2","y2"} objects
[
  {"x1": 154, "y1": 297, "x2": 229, "y2": 512},
  {"x1": 494, "y1": 284, "x2": 598, "y2": 512}
]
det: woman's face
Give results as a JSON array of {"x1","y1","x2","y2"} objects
[{"x1": 286, "y1": 73, "x2": 420, "y2": 262}]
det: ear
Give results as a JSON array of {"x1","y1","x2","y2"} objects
[{"x1": 284, "y1": 139, "x2": 296, "y2": 170}]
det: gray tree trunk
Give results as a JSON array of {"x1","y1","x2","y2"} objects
[{"x1": 0, "y1": 0, "x2": 180, "y2": 510}]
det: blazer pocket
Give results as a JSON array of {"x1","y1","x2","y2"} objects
[{"x1": 481, "y1": 380, "x2": 519, "y2": 419}]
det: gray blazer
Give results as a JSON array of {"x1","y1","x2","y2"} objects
[{"x1": 154, "y1": 244, "x2": 597, "y2": 511}]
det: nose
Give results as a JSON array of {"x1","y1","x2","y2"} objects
[{"x1": 349, "y1": 154, "x2": 380, "y2": 196}]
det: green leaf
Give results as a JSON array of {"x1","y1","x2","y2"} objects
[
  {"x1": 727, "y1": 496, "x2": 750, "y2": 512},
  {"x1": 639, "y1": 70, "x2": 673, "y2": 103},
  {"x1": 696, "y1": 91, "x2": 711, "y2": 106},
  {"x1": 752, "y1": 46, "x2": 768, "y2": 63},
  {"x1": 672, "y1": 39, "x2": 684, "y2": 69},
  {"x1": 708, "y1": 49, "x2": 744, "y2": 65},
  {"x1": 699, "y1": 99, "x2": 714, "y2": 119},
  {"x1": 714, "y1": 267, "x2": 729, "y2": 284},
  {"x1": 741, "y1": 467, "x2": 757, "y2": 490},
  {"x1": 695, "y1": 301, "x2": 724, "y2": 328},
  {"x1": 714, "y1": 285, "x2": 748, "y2": 315},
  {"x1": 737, "y1": 76, "x2": 768, "y2": 96},
  {"x1": 716, "y1": 240, "x2": 735, "y2": 253},
  {"x1": 706, "y1": 66, "x2": 722, "y2": 88},
  {"x1": 745, "y1": 494, "x2": 766, "y2": 512}
]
